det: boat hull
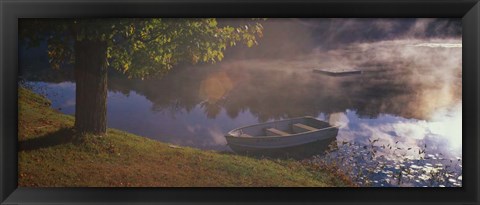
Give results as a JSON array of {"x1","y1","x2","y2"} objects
[
  {"x1": 225, "y1": 116, "x2": 339, "y2": 159},
  {"x1": 228, "y1": 137, "x2": 337, "y2": 159},
  {"x1": 226, "y1": 127, "x2": 338, "y2": 149}
]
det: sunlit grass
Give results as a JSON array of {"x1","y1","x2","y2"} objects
[{"x1": 18, "y1": 87, "x2": 353, "y2": 187}]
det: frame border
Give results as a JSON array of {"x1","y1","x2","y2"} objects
[{"x1": 1, "y1": 0, "x2": 479, "y2": 204}]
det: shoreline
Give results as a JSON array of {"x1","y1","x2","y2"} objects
[{"x1": 18, "y1": 87, "x2": 354, "y2": 187}]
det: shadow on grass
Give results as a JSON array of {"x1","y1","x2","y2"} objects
[{"x1": 19, "y1": 127, "x2": 77, "y2": 151}]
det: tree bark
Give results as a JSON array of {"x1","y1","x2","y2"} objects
[{"x1": 74, "y1": 39, "x2": 108, "y2": 135}]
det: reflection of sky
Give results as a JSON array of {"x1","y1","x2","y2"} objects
[
  {"x1": 323, "y1": 105, "x2": 462, "y2": 160},
  {"x1": 23, "y1": 37, "x2": 463, "y2": 187},
  {"x1": 26, "y1": 81, "x2": 462, "y2": 159},
  {"x1": 27, "y1": 82, "x2": 76, "y2": 114},
  {"x1": 28, "y1": 81, "x2": 260, "y2": 151},
  {"x1": 107, "y1": 90, "x2": 259, "y2": 150},
  {"x1": 19, "y1": 18, "x2": 463, "y2": 187},
  {"x1": 315, "y1": 105, "x2": 462, "y2": 187}
]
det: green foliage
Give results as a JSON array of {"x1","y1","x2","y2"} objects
[{"x1": 19, "y1": 18, "x2": 263, "y2": 78}]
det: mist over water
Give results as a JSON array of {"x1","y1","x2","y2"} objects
[{"x1": 20, "y1": 18, "x2": 462, "y2": 187}]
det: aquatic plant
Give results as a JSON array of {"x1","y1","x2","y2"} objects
[{"x1": 310, "y1": 138, "x2": 462, "y2": 187}]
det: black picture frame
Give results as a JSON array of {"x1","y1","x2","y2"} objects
[{"x1": 1, "y1": 0, "x2": 479, "y2": 204}]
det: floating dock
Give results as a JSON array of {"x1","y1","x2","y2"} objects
[{"x1": 312, "y1": 69, "x2": 363, "y2": 76}]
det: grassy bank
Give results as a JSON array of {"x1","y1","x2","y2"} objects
[{"x1": 18, "y1": 87, "x2": 353, "y2": 187}]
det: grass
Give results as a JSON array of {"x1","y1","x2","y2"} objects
[{"x1": 18, "y1": 87, "x2": 353, "y2": 187}]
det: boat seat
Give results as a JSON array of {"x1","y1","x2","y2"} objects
[
  {"x1": 266, "y1": 128, "x2": 290, "y2": 136},
  {"x1": 292, "y1": 123, "x2": 318, "y2": 133}
]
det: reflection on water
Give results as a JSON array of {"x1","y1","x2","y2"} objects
[
  {"x1": 318, "y1": 107, "x2": 462, "y2": 187},
  {"x1": 329, "y1": 104, "x2": 462, "y2": 158},
  {"x1": 22, "y1": 38, "x2": 462, "y2": 187}
]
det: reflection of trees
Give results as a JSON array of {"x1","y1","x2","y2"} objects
[
  {"x1": 131, "y1": 63, "x2": 459, "y2": 121},
  {"x1": 109, "y1": 68, "x2": 203, "y2": 114},
  {"x1": 22, "y1": 59, "x2": 461, "y2": 122},
  {"x1": 200, "y1": 101, "x2": 223, "y2": 119}
]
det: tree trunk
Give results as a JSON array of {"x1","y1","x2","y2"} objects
[{"x1": 74, "y1": 39, "x2": 108, "y2": 135}]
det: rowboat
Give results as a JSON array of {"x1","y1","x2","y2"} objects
[{"x1": 225, "y1": 116, "x2": 339, "y2": 158}]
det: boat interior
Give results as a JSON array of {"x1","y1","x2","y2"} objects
[{"x1": 237, "y1": 117, "x2": 332, "y2": 138}]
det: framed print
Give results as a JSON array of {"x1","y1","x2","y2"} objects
[{"x1": 1, "y1": 0, "x2": 479, "y2": 204}]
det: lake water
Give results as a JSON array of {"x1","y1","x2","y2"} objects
[{"x1": 21, "y1": 38, "x2": 462, "y2": 187}]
